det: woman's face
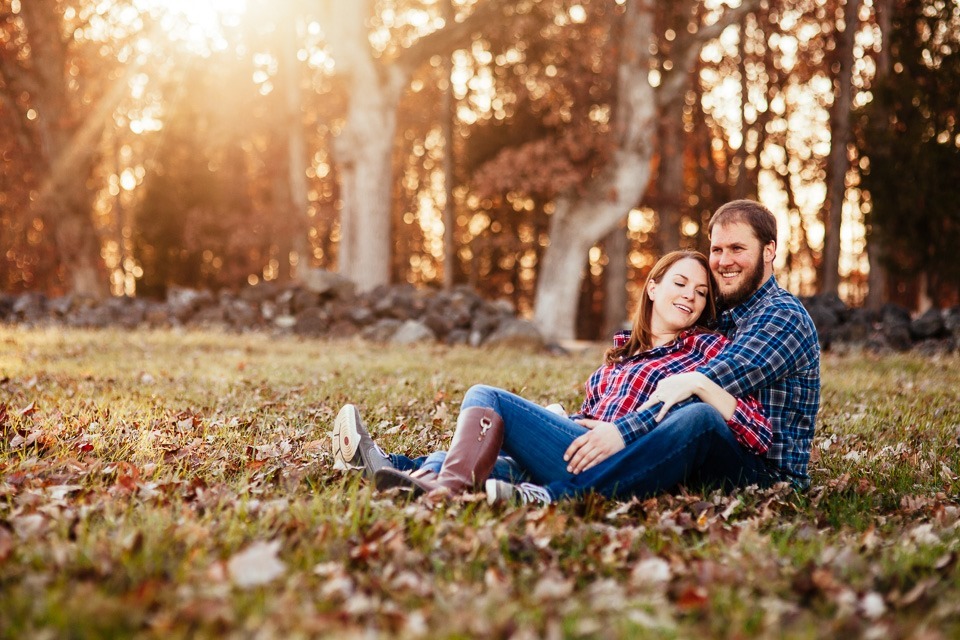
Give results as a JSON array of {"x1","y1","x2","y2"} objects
[{"x1": 647, "y1": 258, "x2": 710, "y2": 335}]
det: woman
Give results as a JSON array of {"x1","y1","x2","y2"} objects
[{"x1": 333, "y1": 251, "x2": 771, "y2": 504}]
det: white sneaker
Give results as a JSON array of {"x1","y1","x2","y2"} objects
[
  {"x1": 332, "y1": 404, "x2": 395, "y2": 478},
  {"x1": 485, "y1": 479, "x2": 553, "y2": 506}
]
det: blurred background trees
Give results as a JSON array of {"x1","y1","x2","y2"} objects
[{"x1": 1, "y1": 0, "x2": 958, "y2": 340}]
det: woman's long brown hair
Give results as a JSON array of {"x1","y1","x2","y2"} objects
[{"x1": 604, "y1": 250, "x2": 716, "y2": 364}]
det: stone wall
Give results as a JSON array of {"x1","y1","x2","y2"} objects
[
  {"x1": 0, "y1": 271, "x2": 549, "y2": 351},
  {"x1": 2, "y1": 274, "x2": 958, "y2": 354}
]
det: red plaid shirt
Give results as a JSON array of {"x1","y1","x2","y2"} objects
[{"x1": 573, "y1": 329, "x2": 772, "y2": 455}]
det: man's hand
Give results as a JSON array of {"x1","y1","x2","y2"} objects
[
  {"x1": 564, "y1": 420, "x2": 625, "y2": 474},
  {"x1": 638, "y1": 372, "x2": 708, "y2": 421}
]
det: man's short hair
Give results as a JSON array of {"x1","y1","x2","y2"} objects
[{"x1": 708, "y1": 199, "x2": 778, "y2": 247}]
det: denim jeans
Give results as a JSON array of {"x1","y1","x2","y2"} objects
[
  {"x1": 456, "y1": 384, "x2": 779, "y2": 501},
  {"x1": 387, "y1": 451, "x2": 528, "y2": 483}
]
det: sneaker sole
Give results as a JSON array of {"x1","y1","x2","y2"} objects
[
  {"x1": 485, "y1": 478, "x2": 504, "y2": 506},
  {"x1": 332, "y1": 404, "x2": 361, "y2": 468}
]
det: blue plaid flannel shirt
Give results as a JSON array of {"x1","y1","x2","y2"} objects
[{"x1": 614, "y1": 276, "x2": 821, "y2": 487}]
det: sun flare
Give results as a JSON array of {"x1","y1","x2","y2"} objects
[{"x1": 135, "y1": 0, "x2": 248, "y2": 55}]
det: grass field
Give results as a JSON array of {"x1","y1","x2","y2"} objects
[{"x1": 1, "y1": 326, "x2": 959, "y2": 638}]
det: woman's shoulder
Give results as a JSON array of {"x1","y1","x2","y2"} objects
[{"x1": 683, "y1": 327, "x2": 730, "y2": 349}]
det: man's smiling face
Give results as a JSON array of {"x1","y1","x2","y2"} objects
[{"x1": 709, "y1": 222, "x2": 775, "y2": 308}]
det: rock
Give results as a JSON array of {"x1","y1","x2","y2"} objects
[
  {"x1": 0, "y1": 294, "x2": 15, "y2": 320},
  {"x1": 225, "y1": 300, "x2": 259, "y2": 328},
  {"x1": 805, "y1": 302, "x2": 840, "y2": 348},
  {"x1": 390, "y1": 320, "x2": 436, "y2": 345},
  {"x1": 144, "y1": 302, "x2": 170, "y2": 327},
  {"x1": 48, "y1": 295, "x2": 75, "y2": 317},
  {"x1": 347, "y1": 306, "x2": 374, "y2": 326},
  {"x1": 13, "y1": 293, "x2": 46, "y2": 322},
  {"x1": 833, "y1": 307, "x2": 876, "y2": 345},
  {"x1": 240, "y1": 280, "x2": 285, "y2": 305},
  {"x1": 423, "y1": 311, "x2": 454, "y2": 338},
  {"x1": 167, "y1": 287, "x2": 214, "y2": 323},
  {"x1": 361, "y1": 318, "x2": 403, "y2": 342},
  {"x1": 910, "y1": 308, "x2": 944, "y2": 340},
  {"x1": 945, "y1": 306, "x2": 960, "y2": 339},
  {"x1": 291, "y1": 288, "x2": 322, "y2": 314},
  {"x1": 327, "y1": 319, "x2": 360, "y2": 339},
  {"x1": 482, "y1": 318, "x2": 545, "y2": 350},
  {"x1": 880, "y1": 304, "x2": 912, "y2": 351},
  {"x1": 301, "y1": 269, "x2": 356, "y2": 300},
  {"x1": 273, "y1": 315, "x2": 297, "y2": 330},
  {"x1": 445, "y1": 329, "x2": 470, "y2": 346},
  {"x1": 192, "y1": 305, "x2": 227, "y2": 326},
  {"x1": 294, "y1": 307, "x2": 329, "y2": 336}
]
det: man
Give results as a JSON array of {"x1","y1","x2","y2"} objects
[{"x1": 488, "y1": 199, "x2": 821, "y2": 503}]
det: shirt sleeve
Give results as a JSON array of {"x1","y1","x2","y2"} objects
[
  {"x1": 697, "y1": 302, "x2": 817, "y2": 398},
  {"x1": 612, "y1": 407, "x2": 661, "y2": 445},
  {"x1": 726, "y1": 396, "x2": 772, "y2": 455}
]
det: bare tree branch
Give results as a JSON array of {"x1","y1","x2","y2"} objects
[
  {"x1": 657, "y1": 0, "x2": 760, "y2": 107},
  {"x1": 393, "y1": 0, "x2": 506, "y2": 75}
]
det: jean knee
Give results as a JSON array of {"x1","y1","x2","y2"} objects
[
  {"x1": 665, "y1": 402, "x2": 727, "y2": 435},
  {"x1": 462, "y1": 384, "x2": 501, "y2": 411}
]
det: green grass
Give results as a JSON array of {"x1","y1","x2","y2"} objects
[{"x1": 1, "y1": 327, "x2": 959, "y2": 638}]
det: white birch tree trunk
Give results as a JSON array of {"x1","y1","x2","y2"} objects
[{"x1": 532, "y1": 0, "x2": 756, "y2": 341}]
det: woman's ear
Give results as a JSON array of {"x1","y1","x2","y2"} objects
[{"x1": 647, "y1": 279, "x2": 658, "y2": 300}]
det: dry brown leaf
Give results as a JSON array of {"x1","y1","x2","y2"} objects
[{"x1": 226, "y1": 540, "x2": 286, "y2": 588}]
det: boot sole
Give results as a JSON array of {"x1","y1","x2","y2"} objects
[
  {"x1": 374, "y1": 468, "x2": 436, "y2": 496},
  {"x1": 332, "y1": 404, "x2": 361, "y2": 468}
]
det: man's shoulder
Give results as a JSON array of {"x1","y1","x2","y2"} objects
[{"x1": 747, "y1": 280, "x2": 817, "y2": 333}]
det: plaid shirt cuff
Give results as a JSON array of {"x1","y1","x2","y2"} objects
[{"x1": 613, "y1": 410, "x2": 657, "y2": 445}]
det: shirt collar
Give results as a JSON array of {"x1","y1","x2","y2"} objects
[
  {"x1": 718, "y1": 275, "x2": 778, "y2": 325},
  {"x1": 612, "y1": 328, "x2": 699, "y2": 353}
]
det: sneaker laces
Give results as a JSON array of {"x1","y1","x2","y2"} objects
[{"x1": 515, "y1": 482, "x2": 552, "y2": 505}]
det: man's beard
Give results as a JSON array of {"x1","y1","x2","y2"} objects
[{"x1": 717, "y1": 253, "x2": 765, "y2": 308}]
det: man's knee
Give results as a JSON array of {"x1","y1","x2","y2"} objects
[{"x1": 662, "y1": 402, "x2": 727, "y2": 434}]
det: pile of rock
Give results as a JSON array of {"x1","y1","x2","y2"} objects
[
  {"x1": 0, "y1": 270, "x2": 548, "y2": 350},
  {"x1": 802, "y1": 294, "x2": 960, "y2": 354},
  {"x1": 2, "y1": 275, "x2": 958, "y2": 353}
]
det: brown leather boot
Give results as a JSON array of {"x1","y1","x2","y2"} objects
[{"x1": 373, "y1": 407, "x2": 504, "y2": 498}]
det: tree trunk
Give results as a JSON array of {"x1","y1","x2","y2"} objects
[
  {"x1": 281, "y1": 14, "x2": 311, "y2": 280},
  {"x1": 821, "y1": 0, "x2": 859, "y2": 295},
  {"x1": 325, "y1": 1, "x2": 401, "y2": 291},
  {"x1": 441, "y1": 0, "x2": 457, "y2": 290},
  {"x1": 532, "y1": 0, "x2": 757, "y2": 341},
  {"x1": 865, "y1": 0, "x2": 891, "y2": 309},
  {"x1": 324, "y1": 0, "x2": 494, "y2": 292},
  {"x1": 603, "y1": 225, "x2": 629, "y2": 338},
  {"x1": 14, "y1": 0, "x2": 112, "y2": 297},
  {"x1": 656, "y1": 93, "x2": 686, "y2": 253}
]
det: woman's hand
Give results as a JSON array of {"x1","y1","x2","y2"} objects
[
  {"x1": 564, "y1": 420, "x2": 625, "y2": 474},
  {"x1": 638, "y1": 372, "x2": 708, "y2": 421}
]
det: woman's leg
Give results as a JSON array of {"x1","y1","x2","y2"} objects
[
  {"x1": 460, "y1": 384, "x2": 588, "y2": 486},
  {"x1": 545, "y1": 403, "x2": 777, "y2": 501}
]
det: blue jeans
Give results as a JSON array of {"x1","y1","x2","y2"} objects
[
  {"x1": 388, "y1": 443, "x2": 529, "y2": 484},
  {"x1": 456, "y1": 384, "x2": 779, "y2": 501}
]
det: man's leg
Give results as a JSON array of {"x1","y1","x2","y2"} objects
[
  {"x1": 546, "y1": 403, "x2": 774, "y2": 501},
  {"x1": 461, "y1": 384, "x2": 587, "y2": 485}
]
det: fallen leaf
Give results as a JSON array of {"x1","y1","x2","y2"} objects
[
  {"x1": 860, "y1": 591, "x2": 886, "y2": 619},
  {"x1": 0, "y1": 527, "x2": 13, "y2": 562},
  {"x1": 532, "y1": 572, "x2": 573, "y2": 600},
  {"x1": 630, "y1": 556, "x2": 672, "y2": 590},
  {"x1": 226, "y1": 540, "x2": 286, "y2": 588}
]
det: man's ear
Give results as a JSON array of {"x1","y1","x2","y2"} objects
[{"x1": 763, "y1": 241, "x2": 776, "y2": 264}]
